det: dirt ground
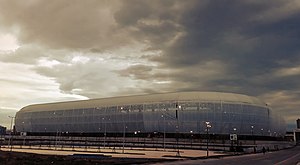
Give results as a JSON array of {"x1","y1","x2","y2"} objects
[{"x1": 0, "y1": 150, "x2": 171, "y2": 165}]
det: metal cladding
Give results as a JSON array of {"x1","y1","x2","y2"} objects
[{"x1": 15, "y1": 91, "x2": 286, "y2": 136}]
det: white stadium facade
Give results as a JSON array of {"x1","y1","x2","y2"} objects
[{"x1": 15, "y1": 92, "x2": 286, "y2": 137}]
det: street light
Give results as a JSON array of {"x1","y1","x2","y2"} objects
[
  {"x1": 55, "y1": 130, "x2": 59, "y2": 150},
  {"x1": 251, "y1": 125, "x2": 255, "y2": 145},
  {"x1": 8, "y1": 116, "x2": 15, "y2": 152},
  {"x1": 176, "y1": 104, "x2": 181, "y2": 157},
  {"x1": 233, "y1": 128, "x2": 237, "y2": 153},
  {"x1": 21, "y1": 121, "x2": 26, "y2": 148},
  {"x1": 134, "y1": 130, "x2": 139, "y2": 148},
  {"x1": 161, "y1": 114, "x2": 166, "y2": 151},
  {"x1": 190, "y1": 130, "x2": 193, "y2": 148},
  {"x1": 122, "y1": 124, "x2": 127, "y2": 153},
  {"x1": 102, "y1": 117, "x2": 107, "y2": 148},
  {"x1": 205, "y1": 121, "x2": 211, "y2": 158},
  {"x1": 97, "y1": 127, "x2": 101, "y2": 152}
]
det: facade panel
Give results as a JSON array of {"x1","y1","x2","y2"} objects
[{"x1": 15, "y1": 92, "x2": 286, "y2": 136}]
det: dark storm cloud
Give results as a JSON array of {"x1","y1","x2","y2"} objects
[
  {"x1": 115, "y1": 0, "x2": 300, "y2": 94},
  {"x1": 113, "y1": 0, "x2": 300, "y2": 124},
  {"x1": 163, "y1": 0, "x2": 300, "y2": 76},
  {"x1": 114, "y1": 0, "x2": 187, "y2": 50}
]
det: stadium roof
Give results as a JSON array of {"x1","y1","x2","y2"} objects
[{"x1": 19, "y1": 91, "x2": 267, "y2": 113}]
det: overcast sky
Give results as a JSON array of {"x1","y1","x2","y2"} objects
[{"x1": 0, "y1": 0, "x2": 299, "y2": 129}]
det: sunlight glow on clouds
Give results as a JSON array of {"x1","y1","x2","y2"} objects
[
  {"x1": 37, "y1": 58, "x2": 61, "y2": 68},
  {"x1": 0, "y1": 61, "x2": 87, "y2": 110},
  {"x1": 0, "y1": 33, "x2": 19, "y2": 51},
  {"x1": 71, "y1": 56, "x2": 90, "y2": 64},
  {"x1": 274, "y1": 66, "x2": 300, "y2": 77}
]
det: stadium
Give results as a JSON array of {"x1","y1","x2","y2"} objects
[{"x1": 15, "y1": 91, "x2": 285, "y2": 137}]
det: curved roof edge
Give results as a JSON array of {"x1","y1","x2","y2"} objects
[{"x1": 18, "y1": 91, "x2": 268, "y2": 113}]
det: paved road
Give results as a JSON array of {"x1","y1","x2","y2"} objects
[{"x1": 153, "y1": 146, "x2": 300, "y2": 165}]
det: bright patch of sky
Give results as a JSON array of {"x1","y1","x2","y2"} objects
[
  {"x1": 0, "y1": 61, "x2": 87, "y2": 111},
  {"x1": 37, "y1": 58, "x2": 61, "y2": 68},
  {"x1": 0, "y1": 33, "x2": 19, "y2": 51}
]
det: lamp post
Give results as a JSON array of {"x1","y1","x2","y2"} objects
[
  {"x1": 190, "y1": 130, "x2": 193, "y2": 148},
  {"x1": 8, "y1": 116, "x2": 15, "y2": 152},
  {"x1": 55, "y1": 130, "x2": 59, "y2": 150},
  {"x1": 102, "y1": 117, "x2": 107, "y2": 149},
  {"x1": 161, "y1": 114, "x2": 166, "y2": 151},
  {"x1": 251, "y1": 125, "x2": 255, "y2": 145},
  {"x1": 134, "y1": 131, "x2": 138, "y2": 148},
  {"x1": 122, "y1": 124, "x2": 127, "y2": 153},
  {"x1": 175, "y1": 105, "x2": 181, "y2": 157},
  {"x1": 233, "y1": 128, "x2": 237, "y2": 153},
  {"x1": 233, "y1": 127, "x2": 237, "y2": 139},
  {"x1": 205, "y1": 121, "x2": 211, "y2": 158},
  {"x1": 21, "y1": 121, "x2": 26, "y2": 148},
  {"x1": 97, "y1": 127, "x2": 101, "y2": 152}
]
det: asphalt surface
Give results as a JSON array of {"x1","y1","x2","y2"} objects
[{"x1": 153, "y1": 146, "x2": 300, "y2": 165}]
